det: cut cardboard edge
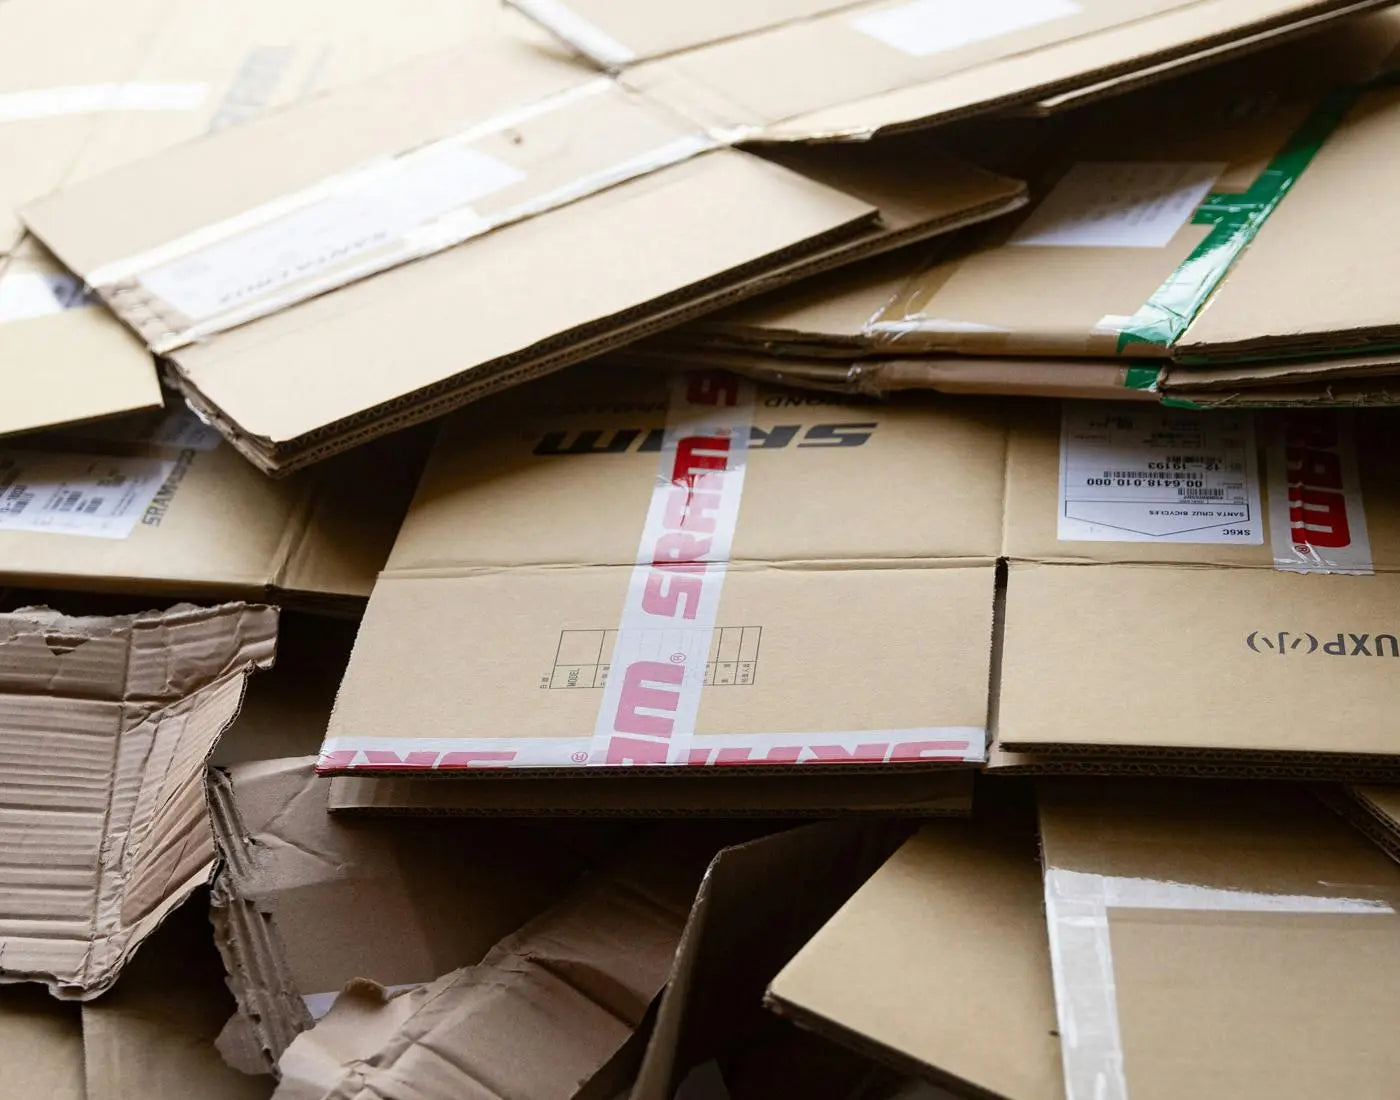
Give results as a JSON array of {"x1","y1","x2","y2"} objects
[
  {"x1": 1321, "y1": 785, "x2": 1400, "y2": 865},
  {"x1": 160, "y1": 184, "x2": 1026, "y2": 475}
]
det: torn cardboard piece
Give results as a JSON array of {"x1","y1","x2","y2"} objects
[
  {"x1": 0, "y1": 601, "x2": 276, "y2": 999},
  {"x1": 0, "y1": 405, "x2": 423, "y2": 609},
  {"x1": 321, "y1": 365, "x2": 999, "y2": 778},
  {"x1": 507, "y1": 0, "x2": 1393, "y2": 139},
  {"x1": 22, "y1": 33, "x2": 1025, "y2": 472},
  {"x1": 82, "y1": 894, "x2": 272, "y2": 1100},
  {"x1": 1039, "y1": 780, "x2": 1400, "y2": 1100},
  {"x1": 210, "y1": 755, "x2": 638, "y2": 1071},
  {"x1": 767, "y1": 824, "x2": 1062, "y2": 1100},
  {"x1": 327, "y1": 769, "x2": 973, "y2": 817},
  {"x1": 270, "y1": 825, "x2": 732, "y2": 1100}
]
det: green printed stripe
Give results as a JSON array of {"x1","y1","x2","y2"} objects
[{"x1": 1114, "y1": 86, "x2": 1361, "y2": 355}]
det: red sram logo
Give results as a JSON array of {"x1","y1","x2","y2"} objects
[{"x1": 1282, "y1": 414, "x2": 1351, "y2": 550}]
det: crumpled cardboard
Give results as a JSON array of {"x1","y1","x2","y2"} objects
[{"x1": 0, "y1": 601, "x2": 276, "y2": 998}]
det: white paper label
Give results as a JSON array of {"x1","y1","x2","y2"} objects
[
  {"x1": 1058, "y1": 403, "x2": 1263, "y2": 544},
  {"x1": 0, "y1": 451, "x2": 176, "y2": 539},
  {"x1": 851, "y1": 0, "x2": 1082, "y2": 57},
  {"x1": 1266, "y1": 411, "x2": 1372, "y2": 574},
  {"x1": 0, "y1": 82, "x2": 208, "y2": 122},
  {"x1": 0, "y1": 272, "x2": 90, "y2": 323},
  {"x1": 136, "y1": 145, "x2": 526, "y2": 324},
  {"x1": 1011, "y1": 162, "x2": 1224, "y2": 248}
]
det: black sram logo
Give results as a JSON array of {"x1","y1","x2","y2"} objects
[{"x1": 533, "y1": 423, "x2": 877, "y2": 456}]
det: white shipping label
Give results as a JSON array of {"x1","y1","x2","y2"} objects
[
  {"x1": 0, "y1": 272, "x2": 90, "y2": 323},
  {"x1": 1011, "y1": 162, "x2": 1224, "y2": 248},
  {"x1": 135, "y1": 144, "x2": 526, "y2": 324},
  {"x1": 0, "y1": 451, "x2": 175, "y2": 539},
  {"x1": 1266, "y1": 411, "x2": 1372, "y2": 574},
  {"x1": 851, "y1": 0, "x2": 1082, "y2": 57},
  {"x1": 1058, "y1": 403, "x2": 1263, "y2": 544},
  {"x1": 0, "y1": 82, "x2": 208, "y2": 122}
]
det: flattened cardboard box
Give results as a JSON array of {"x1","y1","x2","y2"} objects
[
  {"x1": 997, "y1": 401, "x2": 1400, "y2": 772},
  {"x1": 0, "y1": 0, "x2": 547, "y2": 437},
  {"x1": 0, "y1": 601, "x2": 275, "y2": 999},
  {"x1": 767, "y1": 824, "x2": 1062, "y2": 1100},
  {"x1": 327, "y1": 769, "x2": 972, "y2": 817},
  {"x1": 1040, "y1": 780, "x2": 1400, "y2": 1100},
  {"x1": 321, "y1": 366, "x2": 1001, "y2": 777},
  {"x1": 1327, "y1": 784, "x2": 1400, "y2": 863},
  {"x1": 507, "y1": 0, "x2": 1393, "y2": 138},
  {"x1": 22, "y1": 35, "x2": 1024, "y2": 472},
  {"x1": 0, "y1": 405, "x2": 421, "y2": 607},
  {"x1": 0, "y1": 0, "x2": 533, "y2": 256}
]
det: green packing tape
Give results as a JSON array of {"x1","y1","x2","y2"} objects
[
  {"x1": 1113, "y1": 85, "x2": 1363, "y2": 355},
  {"x1": 1123, "y1": 365, "x2": 1162, "y2": 391}
]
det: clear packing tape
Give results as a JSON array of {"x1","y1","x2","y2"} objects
[{"x1": 84, "y1": 77, "x2": 721, "y2": 353}]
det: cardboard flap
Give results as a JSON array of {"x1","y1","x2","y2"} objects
[
  {"x1": 0, "y1": 237, "x2": 162, "y2": 437},
  {"x1": 1177, "y1": 84, "x2": 1400, "y2": 360},
  {"x1": 513, "y1": 0, "x2": 1384, "y2": 136},
  {"x1": 0, "y1": 986, "x2": 84, "y2": 1100},
  {"x1": 271, "y1": 827, "x2": 719, "y2": 1100},
  {"x1": 0, "y1": 601, "x2": 276, "y2": 998},
  {"x1": 766, "y1": 824, "x2": 1062, "y2": 1100},
  {"x1": 1039, "y1": 781, "x2": 1400, "y2": 1100}
]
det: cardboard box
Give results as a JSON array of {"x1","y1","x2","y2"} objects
[
  {"x1": 505, "y1": 0, "x2": 1393, "y2": 139},
  {"x1": 1039, "y1": 780, "x2": 1400, "y2": 1100},
  {"x1": 0, "y1": 405, "x2": 423, "y2": 608},
  {"x1": 0, "y1": 985, "x2": 85, "y2": 1100},
  {"x1": 997, "y1": 402, "x2": 1400, "y2": 773},
  {"x1": 766, "y1": 824, "x2": 1062, "y2": 1100},
  {"x1": 0, "y1": 0, "x2": 537, "y2": 257},
  {"x1": 0, "y1": 0, "x2": 551, "y2": 439},
  {"x1": 0, "y1": 601, "x2": 276, "y2": 998},
  {"x1": 22, "y1": 36, "x2": 1025, "y2": 472},
  {"x1": 326, "y1": 770, "x2": 973, "y2": 817},
  {"x1": 320, "y1": 365, "x2": 1000, "y2": 778}
]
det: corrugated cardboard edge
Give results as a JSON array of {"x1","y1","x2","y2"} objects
[
  {"x1": 208, "y1": 761, "x2": 317, "y2": 1075},
  {"x1": 1320, "y1": 785, "x2": 1400, "y2": 865}
]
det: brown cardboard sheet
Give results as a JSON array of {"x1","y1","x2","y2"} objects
[
  {"x1": 1039, "y1": 780, "x2": 1400, "y2": 1100},
  {"x1": 0, "y1": 984, "x2": 85, "y2": 1100},
  {"x1": 22, "y1": 35, "x2": 1024, "y2": 473},
  {"x1": 0, "y1": 601, "x2": 276, "y2": 998},
  {"x1": 327, "y1": 770, "x2": 972, "y2": 817},
  {"x1": 210, "y1": 755, "x2": 637, "y2": 1071},
  {"x1": 997, "y1": 401, "x2": 1400, "y2": 772},
  {"x1": 507, "y1": 0, "x2": 1393, "y2": 138},
  {"x1": 320, "y1": 366, "x2": 1000, "y2": 779},
  {"x1": 1329, "y1": 784, "x2": 1400, "y2": 863},
  {"x1": 0, "y1": 407, "x2": 424, "y2": 609},
  {"x1": 630, "y1": 821, "x2": 908, "y2": 1100},
  {"x1": 82, "y1": 896, "x2": 273, "y2": 1100},
  {"x1": 767, "y1": 824, "x2": 1062, "y2": 1100}
]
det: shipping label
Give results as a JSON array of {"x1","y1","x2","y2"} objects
[
  {"x1": 1266, "y1": 410, "x2": 1372, "y2": 574},
  {"x1": 0, "y1": 451, "x2": 176, "y2": 539},
  {"x1": 1058, "y1": 403, "x2": 1263, "y2": 543}
]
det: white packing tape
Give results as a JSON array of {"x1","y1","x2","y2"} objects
[
  {"x1": 508, "y1": 0, "x2": 638, "y2": 67},
  {"x1": 1043, "y1": 867, "x2": 1394, "y2": 1100},
  {"x1": 0, "y1": 82, "x2": 207, "y2": 122}
]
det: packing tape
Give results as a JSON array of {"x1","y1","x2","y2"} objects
[
  {"x1": 1043, "y1": 866, "x2": 1395, "y2": 1100},
  {"x1": 1265, "y1": 409, "x2": 1373, "y2": 575},
  {"x1": 1106, "y1": 84, "x2": 1362, "y2": 355},
  {"x1": 86, "y1": 77, "x2": 720, "y2": 353},
  {"x1": 508, "y1": 0, "x2": 637, "y2": 68},
  {"x1": 0, "y1": 82, "x2": 207, "y2": 122},
  {"x1": 0, "y1": 271, "x2": 90, "y2": 323}
]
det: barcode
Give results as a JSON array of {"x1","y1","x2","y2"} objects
[
  {"x1": 54, "y1": 490, "x2": 83, "y2": 513},
  {"x1": 82, "y1": 497, "x2": 104, "y2": 514},
  {"x1": 1178, "y1": 487, "x2": 1225, "y2": 499}
]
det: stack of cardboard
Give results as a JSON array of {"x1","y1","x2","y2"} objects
[{"x1": 6, "y1": 3, "x2": 1400, "y2": 1099}]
